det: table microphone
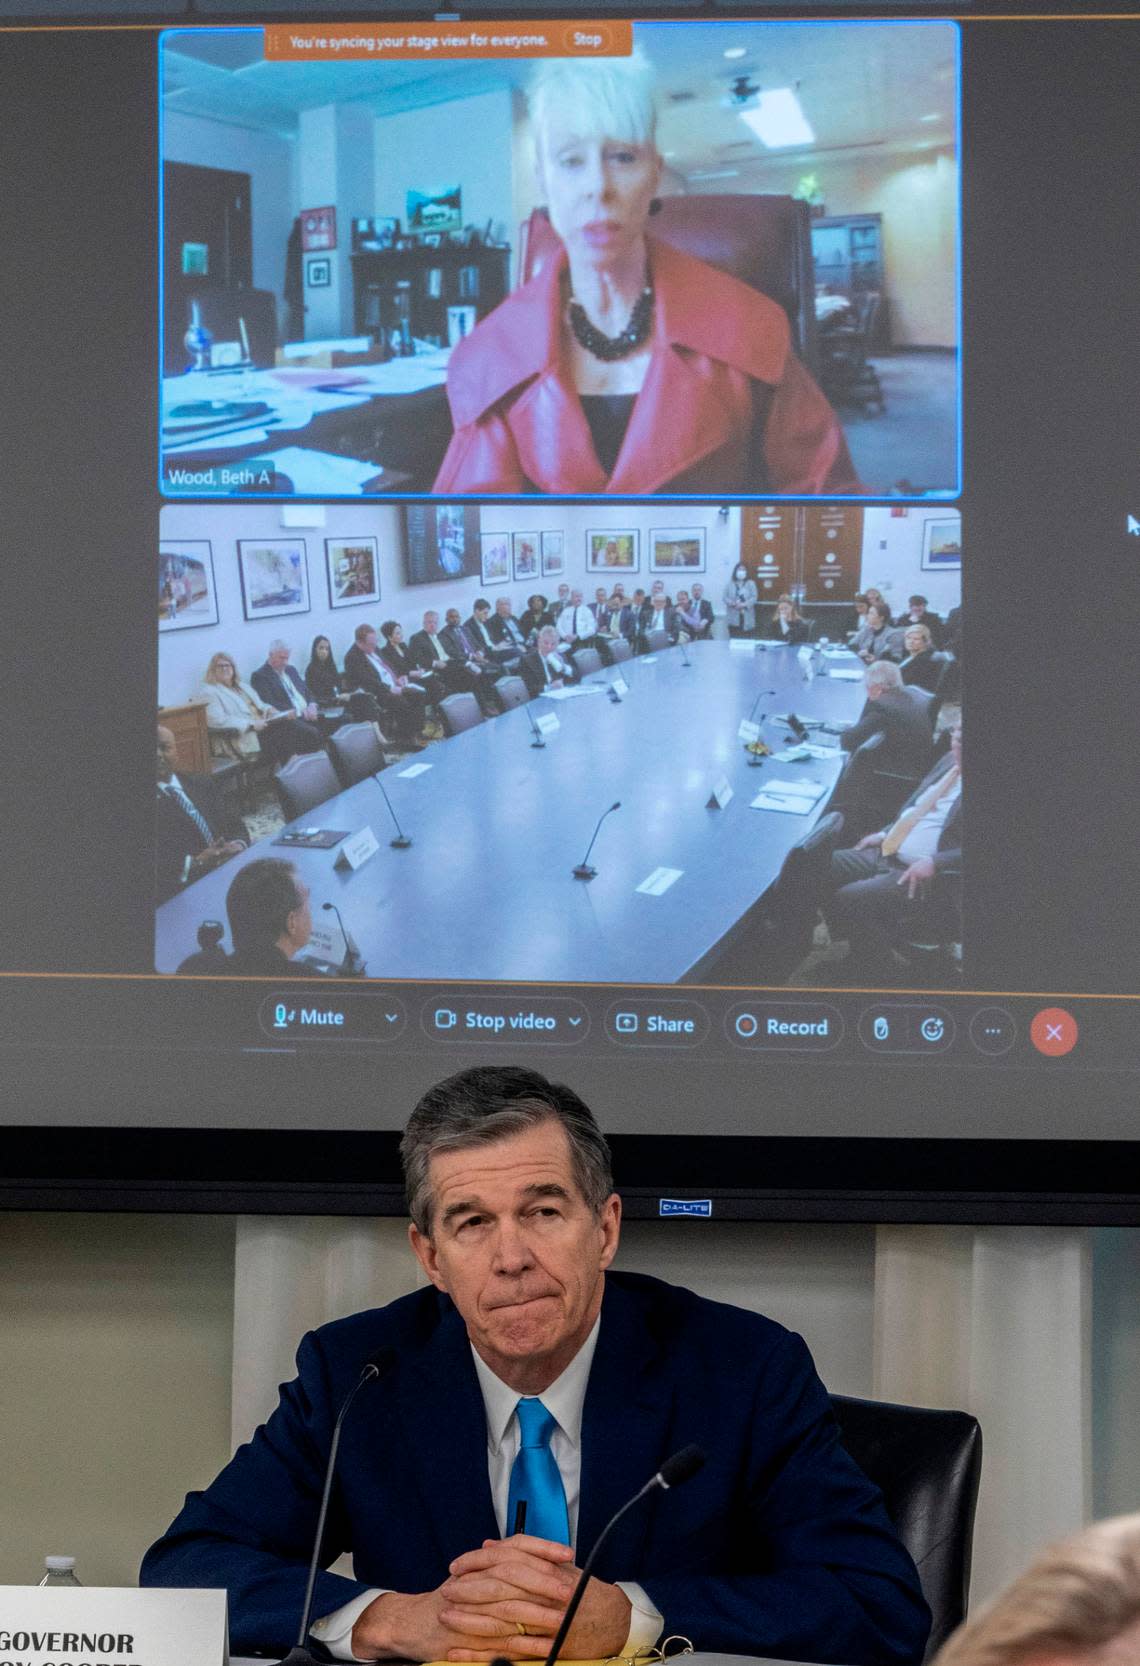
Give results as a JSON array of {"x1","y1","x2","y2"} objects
[
  {"x1": 372, "y1": 773, "x2": 412, "y2": 848},
  {"x1": 679, "y1": 637, "x2": 692, "y2": 667},
  {"x1": 540, "y1": 1445, "x2": 706, "y2": 1666},
  {"x1": 321, "y1": 901, "x2": 365, "y2": 975},
  {"x1": 527, "y1": 704, "x2": 547, "y2": 748},
  {"x1": 745, "y1": 689, "x2": 776, "y2": 767},
  {"x1": 573, "y1": 801, "x2": 621, "y2": 880},
  {"x1": 276, "y1": 1347, "x2": 397, "y2": 1666}
]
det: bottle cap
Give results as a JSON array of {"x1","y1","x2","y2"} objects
[{"x1": 44, "y1": 1556, "x2": 76, "y2": 1570}]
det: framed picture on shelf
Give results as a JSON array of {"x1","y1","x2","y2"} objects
[
  {"x1": 159, "y1": 540, "x2": 218, "y2": 632},
  {"x1": 586, "y1": 529, "x2": 639, "y2": 573},
  {"x1": 512, "y1": 532, "x2": 540, "y2": 582},
  {"x1": 306, "y1": 257, "x2": 331, "y2": 288},
  {"x1": 480, "y1": 532, "x2": 510, "y2": 586},
  {"x1": 540, "y1": 530, "x2": 565, "y2": 579},
  {"x1": 649, "y1": 527, "x2": 706, "y2": 573},
  {"x1": 407, "y1": 185, "x2": 462, "y2": 236},
  {"x1": 237, "y1": 539, "x2": 309, "y2": 622},
  {"x1": 921, "y1": 518, "x2": 962, "y2": 570},
  {"x1": 325, "y1": 537, "x2": 380, "y2": 609}
]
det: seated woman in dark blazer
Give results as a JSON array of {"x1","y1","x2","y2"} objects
[
  {"x1": 304, "y1": 635, "x2": 344, "y2": 707},
  {"x1": 380, "y1": 621, "x2": 446, "y2": 708},
  {"x1": 853, "y1": 601, "x2": 898, "y2": 663},
  {"x1": 764, "y1": 594, "x2": 811, "y2": 645},
  {"x1": 518, "y1": 594, "x2": 550, "y2": 641},
  {"x1": 897, "y1": 624, "x2": 941, "y2": 693}
]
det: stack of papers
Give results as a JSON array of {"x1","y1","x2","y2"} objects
[{"x1": 750, "y1": 779, "x2": 828, "y2": 815}]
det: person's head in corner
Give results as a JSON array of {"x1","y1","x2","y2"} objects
[
  {"x1": 401, "y1": 1066, "x2": 620, "y2": 1391},
  {"x1": 527, "y1": 53, "x2": 662, "y2": 280},
  {"x1": 225, "y1": 858, "x2": 311, "y2": 963},
  {"x1": 932, "y1": 1513, "x2": 1140, "y2": 1666},
  {"x1": 864, "y1": 659, "x2": 902, "y2": 701},
  {"x1": 156, "y1": 725, "x2": 178, "y2": 783}
]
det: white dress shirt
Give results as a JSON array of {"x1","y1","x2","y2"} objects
[
  {"x1": 311, "y1": 1318, "x2": 663, "y2": 1660},
  {"x1": 896, "y1": 772, "x2": 962, "y2": 865}
]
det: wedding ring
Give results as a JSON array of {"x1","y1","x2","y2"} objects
[{"x1": 516, "y1": 1622, "x2": 529, "y2": 1637}]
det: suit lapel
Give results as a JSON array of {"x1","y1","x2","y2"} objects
[
  {"x1": 578, "y1": 1282, "x2": 673, "y2": 1573},
  {"x1": 394, "y1": 1299, "x2": 498, "y2": 1566}
]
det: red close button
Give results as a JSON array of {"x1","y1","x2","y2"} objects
[{"x1": 1030, "y1": 1007, "x2": 1079, "y2": 1057}]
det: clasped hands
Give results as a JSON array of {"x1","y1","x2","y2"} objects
[{"x1": 351, "y1": 1532, "x2": 632, "y2": 1662}]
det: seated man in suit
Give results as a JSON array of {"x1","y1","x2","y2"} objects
[
  {"x1": 250, "y1": 641, "x2": 326, "y2": 758},
  {"x1": 826, "y1": 722, "x2": 962, "y2": 978},
  {"x1": 224, "y1": 857, "x2": 314, "y2": 977},
  {"x1": 689, "y1": 582, "x2": 715, "y2": 639},
  {"x1": 932, "y1": 1512, "x2": 1140, "y2": 1666},
  {"x1": 521, "y1": 624, "x2": 579, "y2": 696},
  {"x1": 642, "y1": 591, "x2": 678, "y2": 647},
  {"x1": 155, "y1": 725, "x2": 248, "y2": 904},
  {"x1": 441, "y1": 607, "x2": 503, "y2": 712},
  {"x1": 619, "y1": 588, "x2": 649, "y2": 646},
  {"x1": 466, "y1": 599, "x2": 518, "y2": 670},
  {"x1": 410, "y1": 610, "x2": 490, "y2": 709},
  {"x1": 141, "y1": 1065, "x2": 930, "y2": 1664},
  {"x1": 344, "y1": 624, "x2": 430, "y2": 752},
  {"x1": 840, "y1": 660, "x2": 933, "y2": 780},
  {"x1": 489, "y1": 597, "x2": 531, "y2": 663}
]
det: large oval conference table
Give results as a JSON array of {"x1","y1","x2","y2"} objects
[{"x1": 155, "y1": 641, "x2": 868, "y2": 984}]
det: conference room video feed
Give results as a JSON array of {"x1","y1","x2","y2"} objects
[
  {"x1": 159, "y1": 19, "x2": 959, "y2": 502},
  {"x1": 156, "y1": 501, "x2": 963, "y2": 988}
]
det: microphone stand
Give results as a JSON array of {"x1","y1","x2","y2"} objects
[
  {"x1": 744, "y1": 688, "x2": 775, "y2": 768},
  {"x1": 372, "y1": 772, "x2": 412, "y2": 848},
  {"x1": 527, "y1": 703, "x2": 547, "y2": 748},
  {"x1": 572, "y1": 801, "x2": 621, "y2": 880},
  {"x1": 276, "y1": 1353, "x2": 392, "y2": 1666},
  {"x1": 321, "y1": 901, "x2": 365, "y2": 975}
]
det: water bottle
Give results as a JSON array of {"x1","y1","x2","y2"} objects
[{"x1": 39, "y1": 1555, "x2": 82, "y2": 1587}]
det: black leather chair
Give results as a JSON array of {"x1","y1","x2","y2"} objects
[{"x1": 831, "y1": 1394, "x2": 982, "y2": 1659}]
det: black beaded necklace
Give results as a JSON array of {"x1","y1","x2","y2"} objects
[{"x1": 567, "y1": 281, "x2": 654, "y2": 362}]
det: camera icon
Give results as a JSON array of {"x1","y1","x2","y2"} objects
[
  {"x1": 615, "y1": 1012, "x2": 639, "y2": 1034},
  {"x1": 434, "y1": 1008, "x2": 457, "y2": 1030}
]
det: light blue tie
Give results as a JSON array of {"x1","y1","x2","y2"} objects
[{"x1": 506, "y1": 1398, "x2": 570, "y2": 1545}]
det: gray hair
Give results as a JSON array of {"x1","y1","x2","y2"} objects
[
  {"x1": 268, "y1": 638, "x2": 290, "y2": 654},
  {"x1": 933, "y1": 1514, "x2": 1140, "y2": 1666},
  {"x1": 866, "y1": 659, "x2": 902, "y2": 692},
  {"x1": 528, "y1": 50, "x2": 658, "y2": 158},
  {"x1": 401, "y1": 1066, "x2": 614, "y2": 1235}
]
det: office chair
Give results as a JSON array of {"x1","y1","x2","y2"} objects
[
  {"x1": 274, "y1": 752, "x2": 342, "y2": 821},
  {"x1": 570, "y1": 647, "x2": 603, "y2": 679},
  {"x1": 438, "y1": 693, "x2": 484, "y2": 736},
  {"x1": 328, "y1": 722, "x2": 387, "y2": 788},
  {"x1": 831, "y1": 1393, "x2": 982, "y2": 1658},
  {"x1": 493, "y1": 676, "x2": 530, "y2": 711}
]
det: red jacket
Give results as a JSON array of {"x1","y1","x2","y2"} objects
[{"x1": 434, "y1": 237, "x2": 858, "y2": 496}]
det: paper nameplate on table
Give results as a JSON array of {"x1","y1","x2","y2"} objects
[
  {"x1": 636, "y1": 865, "x2": 683, "y2": 896},
  {"x1": 397, "y1": 761, "x2": 432, "y2": 779},
  {"x1": 827, "y1": 666, "x2": 865, "y2": 680},
  {"x1": 729, "y1": 638, "x2": 757, "y2": 651},
  {"x1": 640, "y1": 655, "x2": 658, "y2": 664},
  {"x1": 0, "y1": 1585, "x2": 227, "y2": 1666},
  {"x1": 535, "y1": 712, "x2": 561, "y2": 735},
  {"x1": 738, "y1": 719, "x2": 761, "y2": 744},
  {"x1": 706, "y1": 776, "x2": 735, "y2": 810},
  {"x1": 334, "y1": 825, "x2": 380, "y2": 870}
]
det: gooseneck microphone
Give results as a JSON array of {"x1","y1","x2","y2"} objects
[
  {"x1": 540, "y1": 1445, "x2": 706, "y2": 1666},
  {"x1": 572, "y1": 801, "x2": 621, "y2": 880},
  {"x1": 321, "y1": 901, "x2": 365, "y2": 976},
  {"x1": 527, "y1": 703, "x2": 547, "y2": 748},
  {"x1": 748, "y1": 687, "x2": 776, "y2": 724},
  {"x1": 277, "y1": 1347, "x2": 397, "y2": 1666},
  {"x1": 372, "y1": 772, "x2": 412, "y2": 848},
  {"x1": 745, "y1": 687, "x2": 776, "y2": 768}
]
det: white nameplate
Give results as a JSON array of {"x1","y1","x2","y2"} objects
[
  {"x1": 639, "y1": 655, "x2": 657, "y2": 664},
  {"x1": 706, "y1": 776, "x2": 734, "y2": 810},
  {"x1": 334, "y1": 825, "x2": 380, "y2": 870},
  {"x1": 535, "y1": 712, "x2": 561, "y2": 735},
  {"x1": 729, "y1": 638, "x2": 758, "y2": 651},
  {"x1": 611, "y1": 674, "x2": 630, "y2": 695},
  {"x1": 396, "y1": 761, "x2": 432, "y2": 779},
  {"x1": 305, "y1": 918, "x2": 342, "y2": 960},
  {"x1": 738, "y1": 719, "x2": 761, "y2": 744},
  {"x1": 0, "y1": 1586, "x2": 227, "y2": 1666},
  {"x1": 636, "y1": 866, "x2": 683, "y2": 896}
]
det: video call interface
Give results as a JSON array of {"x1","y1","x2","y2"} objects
[{"x1": 2, "y1": 4, "x2": 1139, "y2": 1146}]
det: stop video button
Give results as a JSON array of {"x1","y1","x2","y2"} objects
[{"x1": 725, "y1": 1002, "x2": 843, "y2": 1050}]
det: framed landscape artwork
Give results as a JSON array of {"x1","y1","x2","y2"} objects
[
  {"x1": 586, "y1": 529, "x2": 639, "y2": 572},
  {"x1": 540, "y1": 530, "x2": 565, "y2": 578},
  {"x1": 649, "y1": 527, "x2": 707, "y2": 573},
  {"x1": 237, "y1": 539, "x2": 309, "y2": 622}
]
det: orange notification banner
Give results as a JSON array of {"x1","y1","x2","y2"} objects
[{"x1": 264, "y1": 20, "x2": 632, "y2": 60}]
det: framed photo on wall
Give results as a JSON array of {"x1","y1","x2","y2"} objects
[
  {"x1": 649, "y1": 527, "x2": 706, "y2": 573},
  {"x1": 540, "y1": 530, "x2": 564, "y2": 578},
  {"x1": 511, "y1": 532, "x2": 540, "y2": 582},
  {"x1": 325, "y1": 536, "x2": 380, "y2": 609},
  {"x1": 921, "y1": 518, "x2": 962, "y2": 570},
  {"x1": 480, "y1": 531, "x2": 510, "y2": 586},
  {"x1": 159, "y1": 540, "x2": 218, "y2": 632},
  {"x1": 237, "y1": 539, "x2": 310, "y2": 622},
  {"x1": 586, "y1": 529, "x2": 639, "y2": 573}
]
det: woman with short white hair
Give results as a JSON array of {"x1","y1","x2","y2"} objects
[{"x1": 435, "y1": 53, "x2": 854, "y2": 496}]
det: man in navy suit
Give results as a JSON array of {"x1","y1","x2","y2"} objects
[
  {"x1": 250, "y1": 640, "x2": 325, "y2": 756},
  {"x1": 141, "y1": 1067, "x2": 930, "y2": 1664}
]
